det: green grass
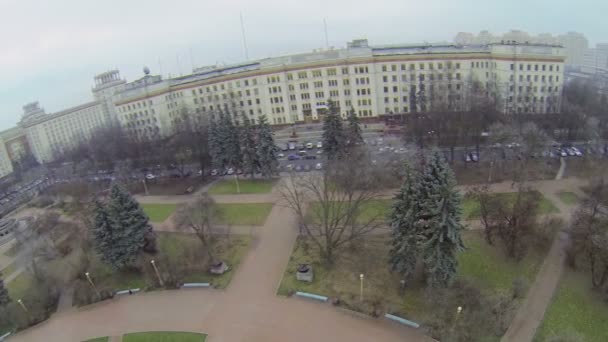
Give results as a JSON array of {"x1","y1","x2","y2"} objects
[
  {"x1": 141, "y1": 203, "x2": 178, "y2": 222},
  {"x1": 82, "y1": 337, "x2": 109, "y2": 342},
  {"x1": 208, "y1": 179, "x2": 276, "y2": 195},
  {"x1": 86, "y1": 258, "x2": 147, "y2": 292},
  {"x1": 157, "y1": 232, "x2": 251, "y2": 289},
  {"x1": 6, "y1": 271, "x2": 33, "y2": 300},
  {"x1": 557, "y1": 191, "x2": 580, "y2": 205},
  {"x1": 535, "y1": 270, "x2": 608, "y2": 342},
  {"x1": 216, "y1": 203, "x2": 274, "y2": 226},
  {"x1": 123, "y1": 331, "x2": 206, "y2": 342},
  {"x1": 3, "y1": 244, "x2": 18, "y2": 257},
  {"x1": 308, "y1": 200, "x2": 392, "y2": 224},
  {"x1": 457, "y1": 232, "x2": 545, "y2": 294},
  {"x1": 278, "y1": 230, "x2": 546, "y2": 332},
  {"x1": 1, "y1": 262, "x2": 16, "y2": 277},
  {"x1": 463, "y1": 191, "x2": 559, "y2": 220}
]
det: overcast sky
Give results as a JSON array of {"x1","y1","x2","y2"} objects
[{"x1": 0, "y1": 0, "x2": 605, "y2": 130}]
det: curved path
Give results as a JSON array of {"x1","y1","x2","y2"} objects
[{"x1": 11, "y1": 192, "x2": 428, "y2": 342}]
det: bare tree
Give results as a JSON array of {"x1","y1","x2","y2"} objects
[
  {"x1": 570, "y1": 178, "x2": 608, "y2": 288},
  {"x1": 280, "y1": 158, "x2": 385, "y2": 264},
  {"x1": 173, "y1": 194, "x2": 218, "y2": 262}
]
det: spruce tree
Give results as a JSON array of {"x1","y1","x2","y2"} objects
[
  {"x1": 322, "y1": 99, "x2": 345, "y2": 160},
  {"x1": 100, "y1": 184, "x2": 155, "y2": 269},
  {"x1": 388, "y1": 164, "x2": 422, "y2": 282},
  {"x1": 91, "y1": 200, "x2": 115, "y2": 267},
  {"x1": 221, "y1": 111, "x2": 242, "y2": 171},
  {"x1": 346, "y1": 107, "x2": 364, "y2": 147},
  {"x1": 208, "y1": 117, "x2": 222, "y2": 170},
  {"x1": 0, "y1": 273, "x2": 10, "y2": 307},
  {"x1": 240, "y1": 114, "x2": 259, "y2": 178},
  {"x1": 418, "y1": 151, "x2": 465, "y2": 287},
  {"x1": 257, "y1": 115, "x2": 279, "y2": 178}
]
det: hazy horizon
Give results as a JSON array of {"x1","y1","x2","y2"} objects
[{"x1": 1, "y1": 0, "x2": 606, "y2": 131}]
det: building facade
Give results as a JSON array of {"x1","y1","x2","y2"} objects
[
  {"x1": 0, "y1": 38, "x2": 566, "y2": 175},
  {"x1": 113, "y1": 39, "x2": 565, "y2": 133},
  {"x1": 20, "y1": 101, "x2": 107, "y2": 163}
]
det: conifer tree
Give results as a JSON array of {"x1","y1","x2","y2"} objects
[
  {"x1": 0, "y1": 273, "x2": 10, "y2": 308},
  {"x1": 240, "y1": 114, "x2": 259, "y2": 178},
  {"x1": 346, "y1": 107, "x2": 364, "y2": 147},
  {"x1": 257, "y1": 115, "x2": 279, "y2": 178},
  {"x1": 322, "y1": 99, "x2": 345, "y2": 160}
]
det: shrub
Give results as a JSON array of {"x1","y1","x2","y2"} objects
[{"x1": 511, "y1": 277, "x2": 529, "y2": 300}]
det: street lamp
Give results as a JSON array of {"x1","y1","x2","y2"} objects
[
  {"x1": 359, "y1": 273, "x2": 364, "y2": 302},
  {"x1": 17, "y1": 299, "x2": 28, "y2": 314},
  {"x1": 150, "y1": 259, "x2": 164, "y2": 286},
  {"x1": 85, "y1": 272, "x2": 100, "y2": 296}
]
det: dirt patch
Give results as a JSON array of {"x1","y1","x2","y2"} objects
[{"x1": 453, "y1": 159, "x2": 559, "y2": 185}]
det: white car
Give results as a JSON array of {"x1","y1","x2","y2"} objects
[
  {"x1": 226, "y1": 168, "x2": 235, "y2": 175},
  {"x1": 306, "y1": 142, "x2": 314, "y2": 149},
  {"x1": 316, "y1": 141, "x2": 322, "y2": 148},
  {"x1": 211, "y1": 169, "x2": 218, "y2": 176},
  {"x1": 315, "y1": 163, "x2": 323, "y2": 170},
  {"x1": 278, "y1": 153, "x2": 285, "y2": 158},
  {"x1": 316, "y1": 150, "x2": 322, "y2": 154},
  {"x1": 145, "y1": 174, "x2": 156, "y2": 180},
  {"x1": 571, "y1": 147, "x2": 583, "y2": 157}
]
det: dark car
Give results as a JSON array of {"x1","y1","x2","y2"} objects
[
  {"x1": 304, "y1": 155, "x2": 317, "y2": 160},
  {"x1": 288, "y1": 154, "x2": 300, "y2": 161}
]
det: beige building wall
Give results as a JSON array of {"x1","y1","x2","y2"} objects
[{"x1": 111, "y1": 40, "x2": 565, "y2": 137}]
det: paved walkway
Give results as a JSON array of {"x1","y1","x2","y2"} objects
[
  {"x1": 10, "y1": 192, "x2": 428, "y2": 342},
  {"x1": 501, "y1": 177, "x2": 584, "y2": 342}
]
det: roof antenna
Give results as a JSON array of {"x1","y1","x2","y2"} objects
[
  {"x1": 323, "y1": 18, "x2": 329, "y2": 48},
  {"x1": 240, "y1": 12, "x2": 249, "y2": 60}
]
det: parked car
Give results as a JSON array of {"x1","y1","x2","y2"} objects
[
  {"x1": 470, "y1": 152, "x2": 479, "y2": 162},
  {"x1": 211, "y1": 169, "x2": 219, "y2": 176},
  {"x1": 464, "y1": 153, "x2": 472, "y2": 162},
  {"x1": 297, "y1": 150, "x2": 307, "y2": 156},
  {"x1": 316, "y1": 141, "x2": 322, "y2": 148},
  {"x1": 304, "y1": 155, "x2": 317, "y2": 160},
  {"x1": 571, "y1": 146, "x2": 583, "y2": 157},
  {"x1": 316, "y1": 150, "x2": 322, "y2": 155},
  {"x1": 288, "y1": 154, "x2": 300, "y2": 161},
  {"x1": 226, "y1": 168, "x2": 235, "y2": 175},
  {"x1": 288, "y1": 142, "x2": 296, "y2": 150},
  {"x1": 145, "y1": 173, "x2": 156, "y2": 180},
  {"x1": 306, "y1": 142, "x2": 313, "y2": 149},
  {"x1": 286, "y1": 164, "x2": 294, "y2": 171},
  {"x1": 278, "y1": 153, "x2": 285, "y2": 158},
  {"x1": 566, "y1": 148, "x2": 576, "y2": 156},
  {"x1": 315, "y1": 163, "x2": 323, "y2": 170},
  {"x1": 557, "y1": 148, "x2": 567, "y2": 157}
]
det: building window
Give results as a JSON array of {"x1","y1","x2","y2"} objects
[
  {"x1": 341, "y1": 67, "x2": 349, "y2": 74},
  {"x1": 298, "y1": 72, "x2": 307, "y2": 79},
  {"x1": 312, "y1": 70, "x2": 322, "y2": 77},
  {"x1": 327, "y1": 68, "x2": 337, "y2": 76},
  {"x1": 383, "y1": 76, "x2": 388, "y2": 83},
  {"x1": 382, "y1": 65, "x2": 387, "y2": 72}
]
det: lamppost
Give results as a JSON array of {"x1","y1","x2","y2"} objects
[
  {"x1": 150, "y1": 259, "x2": 164, "y2": 286},
  {"x1": 85, "y1": 272, "x2": 100, "y2": 297},
  {"x1": 359, "y1": 273, "x2": 364, "y2": 302},
  {"x1": 142, "y1": 179, "x2": 149, "y2": 195},
  {"x1": 17, "y1": 299, "x2": 28, "y2": 314}
]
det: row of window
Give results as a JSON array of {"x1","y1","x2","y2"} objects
[
  {"x1": 510, "y1": 63, "x2": 560, "y2": 72},
  {"x1": 510, "y1": 74, "x2": 560, "y2": 82}
]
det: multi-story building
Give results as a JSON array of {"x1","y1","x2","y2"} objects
[
  {"x1": 0, "y1": 38, "x2": 565, "y2": 174},
  {"x1": 112, "y1": 39, "x2": 565, "y2": 134},
  {"x1": 557, "y1": 32, "x2": 589, "y2": 67},
  {"x1": 20, "y1": 101, "x2": 106, "y2": 163},
  {"x1": 582, "y1": 43, "x2": 608, "y2": 75}
]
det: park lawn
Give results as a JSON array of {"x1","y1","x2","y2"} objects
[
  {"x1": 123, "y1": 331, "x2": 206, "y2": 342},
  {"x1": 457, "y1": 232, "x2": 545, "y2": 294},
  {"x1": 158, "y1": 232, "x2": 251, "y2": 289},
  {"x1": 535, "y1": 270, "x2": 608, "y2": 342},
  {"x1": 556, "y1": 191, "x2": 579, "y2": 206},
  {"x1": 6, "y1": 271, "x2": 33, "y2": 300},
  {"x1": 141, "y1": 203, "x2": 178, "y2": 223},
  {"x1": 208, "y1": 179, "x2": 276, "y2": 195},
  {"x1": 1, "y1": 262, "x2": 16, "y2": 277},
  {"x1": 215, "y1": 203, "x2": 274, "y2": 226},
  {"x1": 463, "y1": 191, "x2": 559, "y2": 219},
  {"x1": 86, "y1": 256, "x2": 148, "y2": 292},
  {"x1": 278, "y1": 230, "x2": 545, "y2": 330},
  {"x1": 308, "y1": 200, "x2": 393, "y2": 224},
  {"x1": 82, "y1": 338, "x2": 109, "y2": 342}
]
